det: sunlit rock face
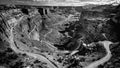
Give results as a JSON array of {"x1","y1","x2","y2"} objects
[{"x1": 0, "y1": 2, "x2": 120, "y2": 68}]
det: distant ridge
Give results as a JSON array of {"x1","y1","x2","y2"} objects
[{"x1": 0, "y1": 0, "x2": 119, "y2": 6}]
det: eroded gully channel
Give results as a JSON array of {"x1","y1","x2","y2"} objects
[{"x1": 9, "y1": 23, "x2": 114, "y2": 68}]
